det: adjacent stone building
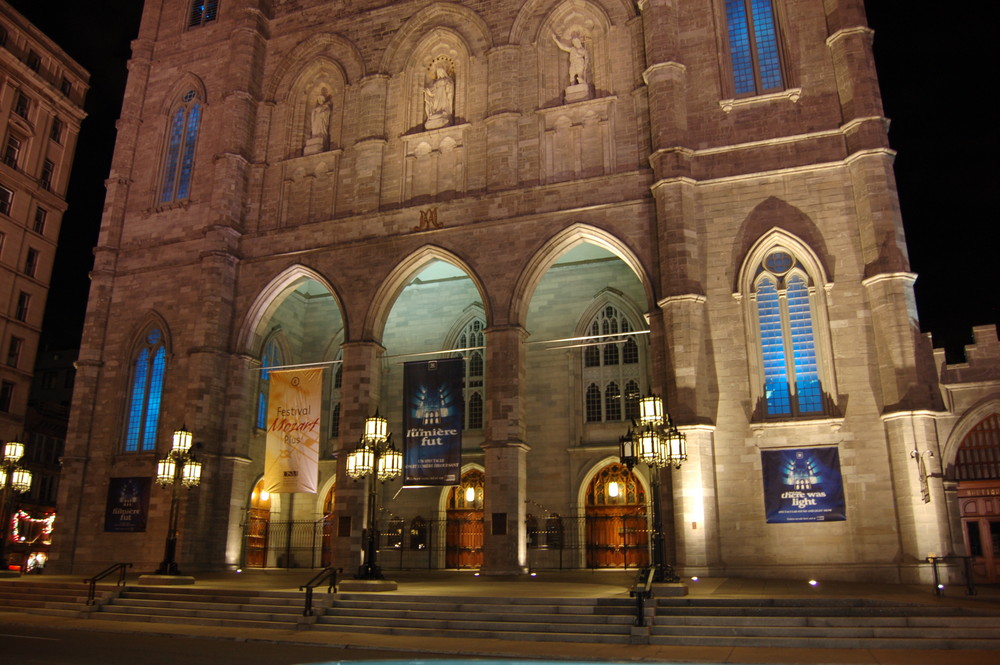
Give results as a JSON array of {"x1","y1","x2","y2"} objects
[{"x1": 53, "y1": 0, "x2": 1000, "y2": 585}]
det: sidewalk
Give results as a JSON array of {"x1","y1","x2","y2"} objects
[{"x1": 2, "y1": 569, "x2": 999, "y2": 665}]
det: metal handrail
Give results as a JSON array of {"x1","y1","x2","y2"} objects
[
  {"x1": 629, "y1": 566, "x2": 656, "y2": 626},
  {"x1": 83, "y1": 562, "x2": 132, "y2": 605},
  {"x1": 927, "y1": 555, "x2": 976, "y2": 596},
  {"x1": 299, "y1": 566, "x2": 342, "y2": 616}
]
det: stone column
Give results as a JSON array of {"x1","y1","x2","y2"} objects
[
  {"x1": 330, "y1": 341, "x2": 384, "y2": 571},
  {"x1": 349, "y1": 74, "x2": 389, "y2": 212},
  {"x1": 485, "y1": 45, "x2": 520, "y2": 191},
  {"x1": 481, "y1": 325, "x2": 529, "y2": 575}
]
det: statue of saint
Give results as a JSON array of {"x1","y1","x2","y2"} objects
[
  {"x1": 552, "y1": 33, "x2": 589, "y2": 86},
  {"x1": 423, "y1": 67, "x2": 454, "y2": 129},
  {"x1": 310, "y1": 92, "x2": 332, "y2": 138}
]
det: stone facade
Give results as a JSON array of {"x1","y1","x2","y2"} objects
[{"x1": 53, "y1": 0, "x2": 1000, "y2": 585}]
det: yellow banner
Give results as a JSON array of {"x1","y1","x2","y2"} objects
[{"x1": 263, "y1": 368, "x2": 322, "y2": 494}]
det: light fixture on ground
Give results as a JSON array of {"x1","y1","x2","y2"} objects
[
  {"x1": 619, "y1": 392, "x2": 686, "y2": 583},
  {"x1": 154, "y1": 427, "x2": 202, "y2": 575},
  {"x1": 346, "y1": 412, "x2": 402, "y2": 580},
  {"x1": 0, "y1": 440, "x2": 32, "y2": 572}
]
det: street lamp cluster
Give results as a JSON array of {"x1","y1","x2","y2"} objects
[
  {"x1": 345, "y1": 412, "x2": 402, "y2": 580},
  {"x1": 619, "y1": 393, "x2": 687, "y2": 583},
  {"x1": 0, "y1": 440, "x2": 32, "y2": 571},
  {"x1": 154, "y1": 427, "x2": 202, "y2": 576}
]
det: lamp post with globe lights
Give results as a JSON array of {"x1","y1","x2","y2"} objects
[
  {"x1": 0, "y1": 440, "x2": 32, "y2": 573},
  {"x1": 153, "y1": 427, "x2": 202, "y2": 575}
]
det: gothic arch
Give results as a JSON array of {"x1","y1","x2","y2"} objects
[
  {"x1": 510, "y1": 223, "x2": 653, "y2": 328},
  {"x1": 126, "y1": 310, "x2": 174, "y2": 357},
  {"x1": 736, "y1": 227, "x2": 832, "y2": 295},
  {"x1": 237, "y1": 264, "x2": 344, "y2": 354},
  {"x1": 267, "y1": 33, "x2": 366, "y2": 100},
  {"x1": 379, "y1": 3, "x2": 492, "y2": 75},
  {"x1": 157, "y1": 73, "x2": 209, "y2": 114},
  {"x1": 509, "y1": 0, "x2": 634, "y2": 44},
  {"x1": 276, "y1": 57, "x2": 349, "y2": 158},
  {"x1": 942, "y1": 398, "x2": 1000, "y2": 477},
  {"x1": 363, "y1": 245, "x2": 490, "y2": 342}
]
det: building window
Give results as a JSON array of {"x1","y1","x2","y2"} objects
[
  {"x1": 60, "y1": 78, "x2": 72, "y2": 97},
  {"x1": 582, "y1": 304, "x2": 643, "y2": 423},
  {"x1": 3, "y1": 134, "x2": 22, "y2": 168},
  {"x1": 26, "y1": 50, "x2": 40, "y2": 72},
  {"x1": 256, "y1": 337, "x2": 284, "y2": 429},
  {"x1": 454, "y1": 318, "x2": 485, "y2": 429},
  {"x1": 14, "y1": 93, "x2": 29, "y2": 119},
  {"x1": 6, "y1": 337, "x2": 22, "y2": 367},
  {"x1": 750, "y1": 249, "x2": 825, "y2": 417},
  {"x1": 15, "y1": 291, "x2": 29, "y2": 321},
  {"x1": 160, "y1": 91, "x2": 202, "y2": 203},
  {"x1": 329, "y1": 354, "x2": 343, "y2": 438},
  {"x1": 50, "y1": 117, "x2": 62, "y2": 143},
  {"x1": 0, "y1": 26, "x2": 7, "y2": 48},
  {"x1": 189, "y1": 1, "x2": 219, "y2": 28},
  {"x1": 0, "y1": 231, "x2": 5, "y2": 257},
  {"x1": 0, "y1": 185, "x2": 11, "y2": 214},
  {"x1": 725, "y1": 0, "x2": 784, "y2": 96},
  {"x1": 24, "y1": 247, "x2": 39, "y2": 278},
  {"x1": 40, "y1": 159, "x2": 54, "y2": 191},
  {"x1": 33, "y1": 207, "x2": 46, "y2": 234},
  {"x1": 125, "y1": 328, "x2": 167, "y2": 452},
  {"x1": 0, "y1": 381, "x2": 13, "y2": 412}
]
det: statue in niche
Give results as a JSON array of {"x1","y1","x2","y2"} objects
[
  {"x1": 423, "y1": 66, "x2": 454, "y2": 130},
  {"x1": 552, "y1": 33, "x2": 589, "y2": 87},
  {"x1": 304, "y1": 90, "x2": 332, "y2": 155}
]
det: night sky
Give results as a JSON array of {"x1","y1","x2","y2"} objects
[{"x1": 10, "y1": 1, "x2": 998, "y2": 359}]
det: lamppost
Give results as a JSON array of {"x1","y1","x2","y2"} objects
[
  {"x1": 619, "y1": 393, "x2": 686, "y2": 583},
  {"x1": 0, "y1": 440, "x2": 32, "y2": 572},
  {"x1": 345, "y1": 412, "x2": 402, "y2": 580},
  {"x1": 154, "y1": 427, "x2": 202, "y2": 575}
]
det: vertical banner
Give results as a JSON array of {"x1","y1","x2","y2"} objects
[
  {"x1": 104, "y1": 477, "x2": 151, "y2": 532},
  {"x1": 403, "y1": 358, "x2": 463, "y2": 486},
  {"x1": 761, "y1": 446, "x2": 846, "y2": 523},
  {"x1": 264, "y1": 368, "x2": 322, "y2": 494}
]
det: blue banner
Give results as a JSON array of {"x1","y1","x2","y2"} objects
[
  {"x1": 403, "y1": 358, "x2": 464, "y2": 486},
  {"x1": 104, "y1": 477, "x2": 151, "y2": 532},
  {"x1": 761, "y1": 447, "x2": 846, "y2": 523}
]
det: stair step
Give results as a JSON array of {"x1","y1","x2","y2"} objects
[{"x1": 310, "y1": 622, "x2": 632, "y2": 644}]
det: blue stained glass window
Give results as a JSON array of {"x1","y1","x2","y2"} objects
[
  {"x1": 786, "y1": 276, "x2": 822, "y2": 413},
  {"x1": 725, "y1": 0, "x2": 784, "y2": 96},
  {"x1": 160, "y1": 97, "x2": 201, "y2": 203},
  {"x1": 757, "y1": 278, "x2": 791, "y2": 415},
  {"x1": 189, "y1": 0, "x2": 219, "y2": 27},
  {"x1": 125, "y1": 329, "x2": 166, "y2": 452},
  {"x1": 257, "y1": 339, "x2": 282, "y2": 429}
]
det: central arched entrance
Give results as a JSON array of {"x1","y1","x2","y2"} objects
[
  {"x1": 585, "y1": 462, "x2": 648, "y2": 569},
  {"x1": 955, "y1": 413, "x2": 1000, "y2": 583},
  {"x1": 446, "y1": 468, "x2": 484, "y2": 568},
  {"x1": 245, "y1": 479, "x2": 271, "y2": 568}
]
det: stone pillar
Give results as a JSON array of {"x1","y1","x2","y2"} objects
[
  {"x1": 482, "y1": 325, "x2": 529, "y2": 575},
  {"x1": 485, "y1": 45, "x2": 520, "y2": 191},
  {"x1": 331, "y1": 341, "x2": 384, "y2": 570},
  {"x1": 672, "y1": 426, "x2": 721, "y2": 575},
  {"x1": 349, "y1": 74, "x2": 389, "y2": 212},
  {"x1": 883, "y1": 412, "x2": 952, "y2": 583}
]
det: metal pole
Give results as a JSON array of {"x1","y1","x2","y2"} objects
[
  {"x1": 156, "y1": 457, "x2": 184, "y2": 575},
  {"x1": 649, "y1": 465, "x2": 665, "y2": 581},
  {"x1": 0, "y1": 471, "x2": 12, "y2": 568}
]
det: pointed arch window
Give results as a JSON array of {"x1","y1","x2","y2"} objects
[
  {"x1": 454, "y1": 318, "x2": 485, "y2": 429},
  {"x1": 751, "y1": 250, "x2": 825, "y2": 417},
  {"x1": 256, "y1": 337, "x2": 283, "y2": 429},
  {"x1": 582, "y1": 304, "x2": 644, "y2": 423},
  {"x1": 160, "y1": 90, "x2": 202, "y2": 204},
  {"x1": 725, "y1": 0, "x2": 784, "y2": 96},
  {"x1": 125, "y1": 328, "x2": 166, "y2": 452}
]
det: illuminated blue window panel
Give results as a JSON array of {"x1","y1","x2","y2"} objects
[
  {"x1": 787, "y1": 276, "x2": 822, "y2": 413},
  {"x1": 726, "y1": 0, "x2": 783, "y2": 95},
  {"x1": 125, "y1": 348, "x2": 149, "y2": 452},
  {"x1": 160, "y1": 109, "x2": 184, "y2": 203},
  {"x1": 757, "y1": 278, "x2": 791, "y2": 415},
  {"x1": 125, "y1": 330, "x2": 166, "y2": 452},
  {"x1": 257, "y1": 339, "x2": 282, "y2": 429},
  {"x1": 177, "y1": 104, "x2": 201, "y2": 200},
  {"x1": 751, "y1": 0, "x2": 783, "y2": 91},
  {"x1": 143, "y1": 347, "x2": 166, "y2": 450}
]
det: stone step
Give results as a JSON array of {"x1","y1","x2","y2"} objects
[
  {"x1": 648, "y1": 633, "x2": 1000, "y2": 650},
  {"x1": 650, "y1": 622, "x2": 1000, "y2": 641},
  {"x1": 99, "y1": 603, "x2": 299, "y2": 623},
  {"x1": 337, "y1": 592, "x2": 631, "y2": 607},
  {"x1": 654, "y1": 604, "x2": 970, "y2": 617},
  {"x1": 330, "y1": 597, "x2": 632, "y2": 615},
  {"x1": 317, "y1": 613, "x2": 633, "y2": 635},
  {"x1": 120, "y1": 591, "x2": 301, "y2": 606},
  {"x1": 310, "y1": 621, "x2": 633, "y2": 644},
  {"x1": 324, "y1": 605, "x2": 634, "y2": 625},
  {"x1": 90, "y1": 611, "x2": 295, "y2": 631},
  {"x1": 110, "y1": 597, "x2": 303, "y2": 615}
]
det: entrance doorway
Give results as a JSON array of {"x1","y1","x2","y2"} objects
[
  {"x1": 245, "y1": 480, "x2": 271, "y2": 568},
  {"x1": 321, "y1": 484, "x2": 335, "y2": 567},
  {"x1": 954, "y1": 413, "x2": 1000, "y2": 584},
  {"x1": 585, "y1": 462, "x2": 648, "y2": 569},
  {"x1": 446, "y1": 468, "x2": 484, "y2": 568}
]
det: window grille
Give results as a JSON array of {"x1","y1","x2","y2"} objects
[
  {"x1": 581, "y1": 304, "x2": 644, "y2": 423},
  {"x1": 189, "y1": 1, "x2": 219, "y2": 28},
  {"x1": 955, "y1": 414, "x2": 1000, "y2": 481}
]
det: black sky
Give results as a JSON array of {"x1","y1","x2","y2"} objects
[{"x1": 11, "y1": 1, "x2": 998, "y2": 357}]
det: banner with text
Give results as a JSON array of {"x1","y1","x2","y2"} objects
[
  {"x1": 264, "y1": 368, "x2": 322, "y2": 494},
  {"x1": 104, "y1": 477, "x2": 151, "y2": 532},
  {"x1": 761, "y1": 446, "x2": 846, "y2": 523},
  {"x1": 403, "y1": 358, "x2": 463, "y2": 486}
]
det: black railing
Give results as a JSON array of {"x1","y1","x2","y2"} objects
[
  {"x1": 927, "y1": 555, "x2": 976, "y2": 596},
  {"x1": 629, "y1": 566, "x2": 656, "y2": 626},
  {"x1": 299, "y1": 567, "x2": 341, "y2": 616},
  {"x1": 83, "y1": 562, "x2": 132, "y2": 605}
]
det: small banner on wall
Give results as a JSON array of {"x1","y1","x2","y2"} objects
[
  {"x1": 761, "y1": 446, "x2": 846, "y2": 523},
  {"x1": 104, "y1": 477, "x2": 151, "y2": 532},
  {"x1": 403, "y1": 358, "x2": 463, "y2": 486},
  {"x1": 264, "y1": 368, "x2": 322, "y2": 494}
]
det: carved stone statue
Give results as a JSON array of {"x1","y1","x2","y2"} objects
[
  {"x1": 310, "y1": 92, "x2": 332, "y2": 138},
  {"x1": 423, "y1": 67, "x2": 454, "y2": 130},
  {"x1": 552, "y1": 33, "x2": 590, "y2": 86}
]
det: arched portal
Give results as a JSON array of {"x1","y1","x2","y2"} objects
[
  {"x1": 584, "y1": 462, "x2": 648, "y2": 569},
  {"x1": 245, "y1": 479, "x2": 272, "y2": 568},
  {"x1": 321, "y1": 484, "x2": 336, "y2": 567},
  {"x1": 446, "y1": 468, "x2": 484, "y2": 568},
  {"x1": 954, "y1": 413, "x2": 1000, "y2": 583}
]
